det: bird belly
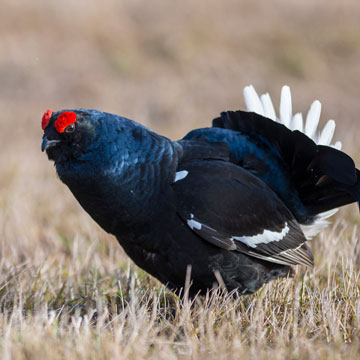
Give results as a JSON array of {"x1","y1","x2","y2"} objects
[{"x1": 117, "y1": 220, "x2": 290, "y2": 296}]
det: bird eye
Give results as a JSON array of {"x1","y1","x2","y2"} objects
[{"x1": 65, "y1": 123, "x2": 75, "y2": 133}]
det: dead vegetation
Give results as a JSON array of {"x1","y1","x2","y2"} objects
[{"x1": 1, "y1": 0, "x2": 360, "y2": 358}]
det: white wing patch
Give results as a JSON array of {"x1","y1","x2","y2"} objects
[
  {"x1": 231, "y1": 223, "x2": 290, "y2": 248},
  {"x1": 187, "y1": 213, "x2": 202, "y2": 230},
  {"x1": 174, "y1": 170, "x2": 188, "y2": 182}
]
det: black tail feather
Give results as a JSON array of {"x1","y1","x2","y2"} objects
[
  {"x1": 300, "y1": 172, "x2": 360, "y2": 215},
  {"x1": 213, "y1": 110, "x2": 360, "y2": 217}
]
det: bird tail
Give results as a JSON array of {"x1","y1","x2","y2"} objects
[
  {"x1": 299, "y1": 170, "x2": 360, "y2": 216},
  {"x1": 212, "y1": 110, "x2": 360, "y2": 218}
]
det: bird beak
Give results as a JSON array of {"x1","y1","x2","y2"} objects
[{"x1": 41, "y1": 137, "x2": 62, "y2": 152}]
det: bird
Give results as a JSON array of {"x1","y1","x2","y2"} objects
[{"x1": 41, "y1": 85, "x2": 360, "y2": 297}]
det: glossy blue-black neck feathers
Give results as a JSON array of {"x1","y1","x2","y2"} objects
[{"x1": 56, "y1": 110, "x2": 178, "y2": 236}]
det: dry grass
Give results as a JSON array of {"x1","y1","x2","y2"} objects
[
  {"x1": 1, "y1": 0, "x2": 360, "y2": 359},
  {"x1": 1, "y1": 206, "x2": 359, "y2": 359}
]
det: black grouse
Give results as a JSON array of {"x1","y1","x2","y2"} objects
[{"x1": 41, "y1": 85, "x2": 360, "y2": 296}]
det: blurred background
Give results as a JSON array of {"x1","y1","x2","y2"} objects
[{"x1": 1, "y1": 0, "x2": 360, "y2": 264}]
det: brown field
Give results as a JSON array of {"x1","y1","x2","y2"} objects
[{"x1": 1, "y1": 0, "x2": 360, "y2": 358}]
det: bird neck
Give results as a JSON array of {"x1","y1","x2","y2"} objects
[{"x1": 56, "y1": 134, "x2": 178, "y2": 237}]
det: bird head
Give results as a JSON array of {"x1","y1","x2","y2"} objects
[
  {"x1": 40, "y1": 108, "x2": 176, "y2": 233},
  {"x1": 41, "y1": 109, "x2": 100, "y2": 164},
  {"x1": 41, "y1": 108, "x2": 168, "y2": 170}
]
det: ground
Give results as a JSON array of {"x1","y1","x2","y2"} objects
[{"x1": 0, "y1": 0, "x2": 360, "y2": 358}]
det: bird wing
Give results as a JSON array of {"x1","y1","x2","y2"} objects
[{"x1": 172, "y1": 159, "x2": 313, "y2": 267}]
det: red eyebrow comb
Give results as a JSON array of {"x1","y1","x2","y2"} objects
[
  {"x1": 41, "y1": 110, "x2": 52, "y2": 131},
  {"x1": 54, "y1": 112, "x2": 77, "y2": 133}
]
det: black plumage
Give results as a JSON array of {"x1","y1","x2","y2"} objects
[{"x1": 41, "y1": 108, "x2": 360, "y2": 296}]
